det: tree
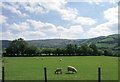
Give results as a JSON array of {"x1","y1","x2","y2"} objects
[
  {"x1": 80, "y1": 44, "x2": 91, "y2": 56},
  {"x1": 6, "y1": 38, "x2": 28, "y2": 55},
  {"x1": 42, "y1": 48, "x2": 52, "y2": 55},
  {"x1": 55, "y1": 48, "x2": 61, "y2": 56},
  {"x1": 89, "y1": 44, "x2": 98, "y2": 56},
  {"x1": 73, "y1": 44, "x2": 78, "y2": 55},
  {"x1": 66, "y1": 44, "x2": 78, "y2": 55},
  {"x1": 76, "y1": 47, "x2": 82, "y2": 55},
  {"x1": 103, "y1": 49, "x2": 113, "y2": 56},
  {"x1": 60, "y1": 48, "x2": 66, "y2": 55},
  {"x1": 25, "y1": 45, "x2": 38, "y2": 55},
  {"x1": 98, "y1": 50, "x2": 104, "y2": 56},
  {"x1": 5, "y1": 38, "x2": 40, "y2": 56}
]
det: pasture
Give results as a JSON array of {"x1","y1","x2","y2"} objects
[
  {"x1": 3, "y1": 56, "x2": 118, "y2": 80},
  {"x1": 0, "y1": 57, "x2": 2, "y2": 79}
]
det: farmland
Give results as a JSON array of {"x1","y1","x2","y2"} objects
[
  {"x1": 0, "y1": 57, "x2": 1, "y2": 80},
  {"x1": 3, "y1": 56, "x2": 118, "y2": 80}
]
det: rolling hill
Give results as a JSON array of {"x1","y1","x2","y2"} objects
[{"x1": 0, "y1": 34, "x2": 119, "y2": 52}]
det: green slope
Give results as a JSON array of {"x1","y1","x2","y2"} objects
[
  {"x1": 1, "y1": 34, "x2": 120, "y2": 52},
  {"x1": 96, "y1": 34, "x2": 119, "y2": 50}
]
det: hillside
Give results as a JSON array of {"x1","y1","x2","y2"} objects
[
  {"x1": 96, "y1": 34, "x2": 119, "y2": 50},
  {"x1": 28, "y1": 36, "x2": 107, "y2": 49},
  {"x1": 28, "y1": 39, "x2": 85, "y2": 48},
  {"x1": 0, "y1": 40, "x2": 10, "y2": 52},
  {"x1": 0, "y1": 34, "x2": 119, "y2": 52}
]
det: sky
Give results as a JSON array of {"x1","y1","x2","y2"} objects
[{"x1": 0, "y1": 0, "x2": 119, "y2": 40}]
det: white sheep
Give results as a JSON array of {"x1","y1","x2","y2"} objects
[
  {"x1": 59, "y1": 59, "x2": 62, "y2": 61},
  {"x1": 54, "y1": 68, "x2": 63, "y2": 74},
  {"x1": 67, "y1": 66, "x2": 77, "y2": 73}
]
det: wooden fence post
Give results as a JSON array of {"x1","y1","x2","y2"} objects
[
  {"x1": 2, "y1": 66, "x2": 4, "y2": 82},
  {"x1": 44, "y1": 67, "x2": 47, "y2": 82},
  {"x1": 98, "y1": 67, "x2": 101, "y2": 82}
]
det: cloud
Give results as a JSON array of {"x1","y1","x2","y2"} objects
[
  {"x1": 1, "y1": 1, "x2": 118, "y2": 40},
  {"x1": 2, "y1": 1, "x2": 77, "y2": 21},
  {"x1": 1, "y1": 30, "x2": 46, "y2": 40},
  {"x1": 57, "y1": 26, "x2": 67, "y2": 32},
  {"x1": 74, "y1": 17, "x2": 96, "y2": 25},
  {"x1": 86, "y1": 0, "x2": 119, "y2": 4},
  {"x1": 3, "y1": 19, "x2": 59, "y2": 40},
  {"x1": 39, "y1": 0, "x2": 67, "y2": 10},
  {"x1": 36, "y1": 0, "x2": 78, "y2": 21},
  {"x1": 23, "y1": 2, "x2": 48, "y2": 14},
  {"x1": 14, "y1": 0, "x2": 67, "y2": 16},
  {"x1": 17, "y1": 30, "x2": 46, "y2": 40},
  {"x1": 58, "y1": 7, "x2": 78, "y2": 21},
  {"x1": 104, "y1": 6, "x2": 118, "y2": 23},
  {"x1": 84, "y1": 22, "x2": 117, "y2": 38},
  {"x1": 37, "y1": 0, "x2": 96, "y2": 23},
  {"x1": 83, "y1": 6, "x2": 118, "y2": 38},
  {"x1": 2, "y1": 1, "x2": 79, "y2": 22},
  {"x1": 0, "y1": 15, "x2": 7, "y2": 24},
  {"x1": 3, "y1": 19, "x2": 85, "y2": 40},
  {"x1": 68, "y1": 25, "x2": 84, "y2": 34},
  {"x1": 26, "y1": 19, "x2": 57, "y2": 33},
  {"x1": 9, "y1": 22, "x2": 30, "y2": 31},
  {"x1": 1, "y1": 30, "x2": 17, "y2": 40},
  {"x1": 2, "y1": 3, "x2": 28, "y2": 17},
  {"x1": 57, "y1": 25, "x2": 84, "y2": 39}
]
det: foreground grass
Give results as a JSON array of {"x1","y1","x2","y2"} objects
[
  {"x1": 4, "y1": 56, "x2": 118, "y2": 80},
  {"x1": 0, "y1": 57, "x2": 2, "y2": 79}
]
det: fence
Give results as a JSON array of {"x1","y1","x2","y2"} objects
[{"x1": 2, "y1": 67, "x2": 102, "y2": 82}]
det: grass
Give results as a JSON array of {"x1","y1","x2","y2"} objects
[
  {"x1": 3, "y1": 56, "x2": 118, "y2": 80},
  {"x1": 0, "y1": 57, "x2": 2, "y2": 79},
  {"x1": 96, "y1": 43, "x2": 117, "y2": 48}
]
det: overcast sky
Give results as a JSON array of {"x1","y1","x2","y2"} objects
[{"x1": 0, "y1": 0, "x2": 119, "y2": 40}]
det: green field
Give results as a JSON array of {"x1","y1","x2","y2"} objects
[
  {"x1": 0, "y1": 57, "x2": 2, "y2": 79},
  {"x1": 4, "y1": 56, "x2": 118, "y2": 80}
]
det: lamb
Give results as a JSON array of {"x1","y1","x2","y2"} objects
[
  {"x1": 67, "y1": 66, "x2": 77, "y2": 73},
  {"x1": 54, "y1": 68, "x2": 63, "y2": 74}
]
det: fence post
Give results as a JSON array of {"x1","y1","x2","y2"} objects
[
  {"x1": 44, "y1": 67, "x2": 47, "y2": 82},
  {"x1": 98, "y1": 67, "x2": 101, "y2": 82},
  {"x1": 2, "y1": 66, "x2": 4, "y2": 82}
]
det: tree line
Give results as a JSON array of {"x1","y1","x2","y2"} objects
[{"x1": 3, "y1": 38, "x2": 118, "y2": 57}]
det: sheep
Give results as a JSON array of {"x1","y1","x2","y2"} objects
[
  {"x1": 59, "y1": 59, "x2": 62, "y2": 61},
  {"x1": 67, "y1": 66, "x2": 77, "y2": 73},
  {"x1": 54, "y1": 68, "x2": 63, "y2": 74}
]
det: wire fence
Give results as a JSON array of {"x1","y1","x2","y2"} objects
[{"x1": 2, "y1": 67, "x2": 102, "y2": 82}]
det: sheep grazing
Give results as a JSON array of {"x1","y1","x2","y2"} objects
[
  {"x1": 67, "y1": 66, "x2": 77, "y2": 73},
  {"x1": 55, "y1": 68, "x2": 63, "y2": 74},
  {"x1": 59, "y1": 59, "x2": 62, "y2": 61}
]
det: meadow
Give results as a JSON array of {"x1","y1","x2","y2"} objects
[
  {"x1": 3, "y1": 56, "x2": 118, "y2": 80},
  {"x1": 0, "y1": 57, "x2": 2, "y2": 80}
]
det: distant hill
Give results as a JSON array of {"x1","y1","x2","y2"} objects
[
  {"x1": 96, "y1": 34, "x2": 119, "y2": 51},
  {"x1": 28, "y1": 39, "x2": 85, "y2": 48},
  {"x1": 0, "y1": 40, "x2": 10, "y2": 52},
  {"x1": 0, "y1": 34, "x2": 119, "y2": 52}
]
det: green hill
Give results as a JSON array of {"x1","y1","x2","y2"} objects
[
  {"x1": 96, "y1": 34, "x2": 119, "y2": 50},
  {"x1": 1, "y1": 34, "x2": 119, "y2": 52},
  {"x1": 0, "y1": 40, "x2": 10, "y2": 52}
]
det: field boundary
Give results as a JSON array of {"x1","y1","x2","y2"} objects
[{"x1": 2, "y1": 80, "x2": 119, "y2": 82}]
